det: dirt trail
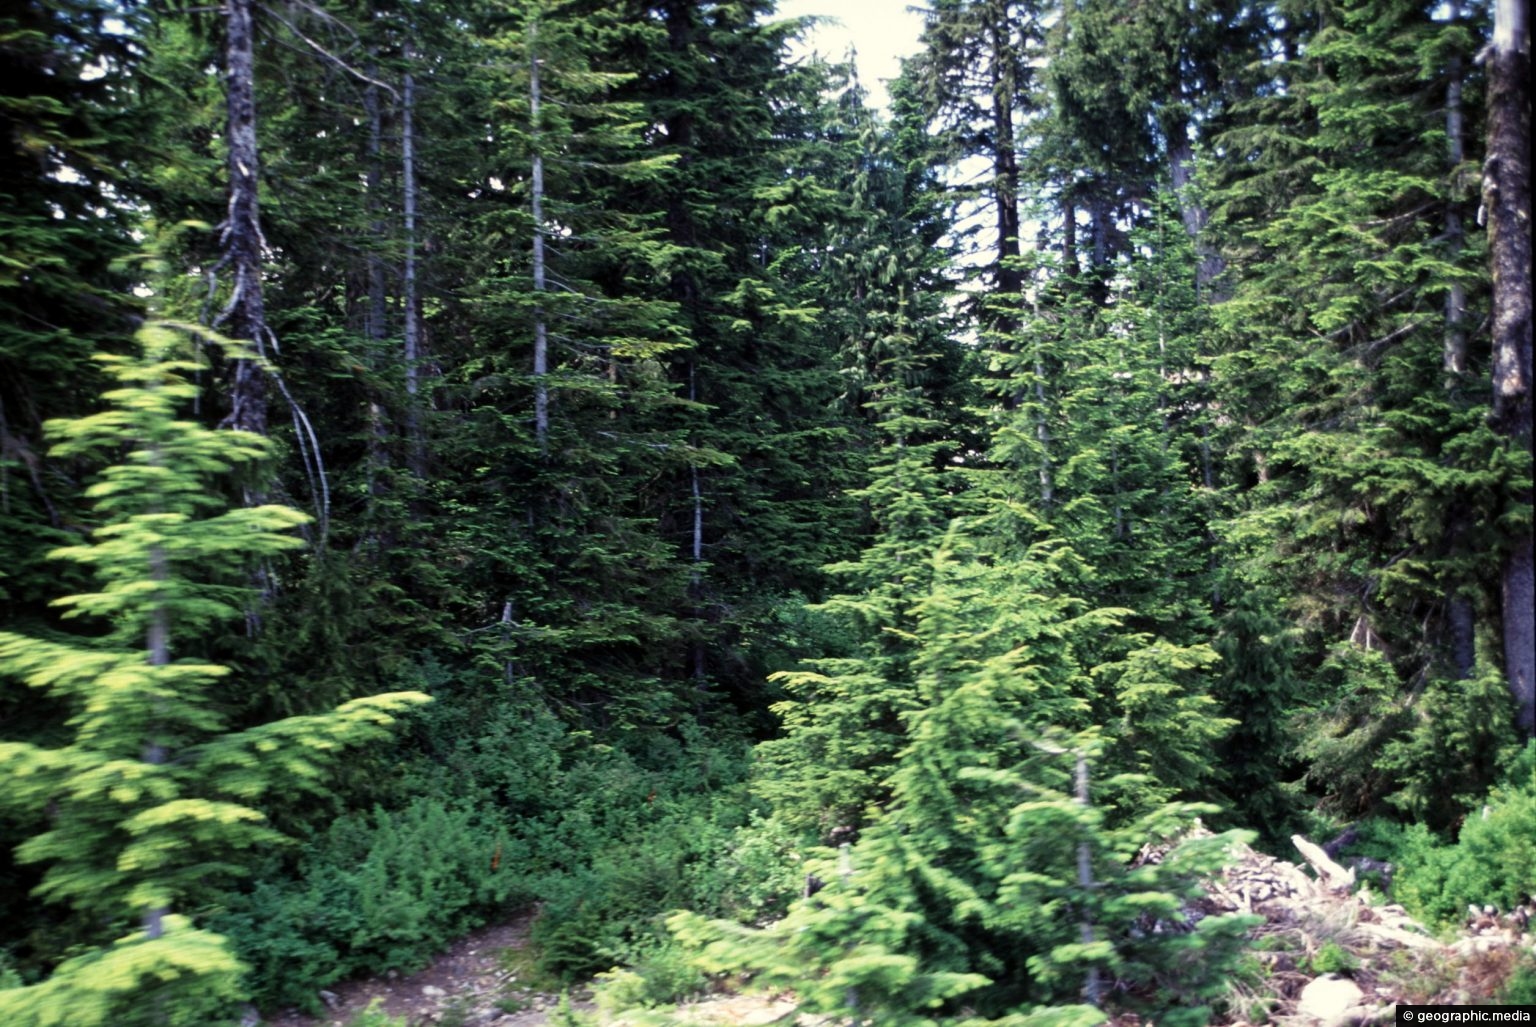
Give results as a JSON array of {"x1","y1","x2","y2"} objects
[{"x1": 263, "y1": 912, "x2": 590, "y2": 1027}]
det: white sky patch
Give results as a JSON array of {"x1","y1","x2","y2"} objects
[{"x1": 775, "y1": 0, "x2": 927, "y2": 111}]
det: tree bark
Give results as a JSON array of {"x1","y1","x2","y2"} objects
[
  {"x1": 1075, "y1": 753, "x2": 1101, "y2": 1007},
  {"x1": 1444, "y1": 15, "x2": 1476, "y2": 680},
  {"x1": 363, "y1": 65, "x2": 391, "y2": 514},
  {"x1": 1485, "y1": 0, "x2": 1533, "y2": 736},
  {"x1": 989, "y1": 10, "x2": 1022, "y2": 305},
  {"x1": 402, "y1": 51, "x2": 425, "y2": 476},
  {"x1": 222, "y1": 0, "x2": 267, "y2": 438},
  {"x1": 530, "y1": 22, "x2": 550, "y2": 452},
  {"x1": 1166, "y1": 115, "x2": 1225, "y2": 293}
]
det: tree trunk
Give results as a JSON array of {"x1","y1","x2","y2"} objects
[
  {"x1": 402, "y1": 50, "x2": 425, "y2": 477},
  {"x1": 1063, "y1": 196, "x2": 1079, "y2": 277},
  {"x1": 222, "y1": 0, "x2": 268, "y2": 439},
  {"x1": 1438, "y1": 20, "x2": 1477, "y2": 680},
  {"x1": 1075, "y1": 752, "x2": 1101, "y2": 1007},
  {"x1": 989, "y1": 13, "x2": 1022, "y2": 304},
  {"x1": 530, "y1": 22, "x2": 550, "y2": 452},
  {"x1": 364, "y1": 66, "x2": 391, "y2": 515},
  {"x1": 1485, "y1": 0, "x2": 1533, "y2": 735},
  {"x1": 1444, "y1": 32, "x2": 1469, "y2": 380},
  {"x1": 1166, "y1": 114, "x2": 1224, "y2": 292},
  {"x1": 689, "y1": 361, "x2": 705, "y2": 683}
]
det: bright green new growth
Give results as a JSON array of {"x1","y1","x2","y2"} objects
[{"x1": 0, "y1": 325, "x2": 430, "y2": 1026}]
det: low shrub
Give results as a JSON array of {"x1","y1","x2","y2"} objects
[{"x1": 1357, "y1": 743, "x2": 1536, "y2": 928}]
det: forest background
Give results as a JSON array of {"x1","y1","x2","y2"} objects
[{"x1": 0, "y1": 0, "x2": 1531, "y2": 1024}]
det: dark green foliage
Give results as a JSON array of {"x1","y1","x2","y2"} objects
[
  {"x1": 0, "y1": 0, "x2": 1525, "y2": 1020},
  {"x1": 216, "y1": 798, "x2": 526, "y2": 1011},
  {"x1": 1368, "y1": 742, "x2": 1536, "y2": 927},
  {"x1": 662, "y1": 526, "x2": 1251, "y2": 1025},
  {"x1": 0, "y1": 1, "x2": 145, "y2": 618},
  {"x1": 1206, "y1": 0, "x2": 1517, "y2": 817}
]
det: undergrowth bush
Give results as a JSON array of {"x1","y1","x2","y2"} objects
[
  {"x1": 1353, "y1": 742, "x2": 1536, "y2": 928},
  {"x1": 216, "y1": 660, "x2": 790, "y2": 1012},
  {"x1": 216, "y1": 798, "x2": 527, "y2": 1011}
]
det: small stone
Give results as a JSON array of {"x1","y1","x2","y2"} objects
[
  {"x1": 318, "y1": 990, "x2": 341, "y2": 1010},
  {"x1": 1297, "y1": 974, "x2": 1364, "y2": 1027},
  {"x1": 422, "y1": 984, "x2": 447, "y2": 998}
]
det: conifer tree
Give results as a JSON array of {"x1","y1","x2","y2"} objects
[
  {"x1": 754, "y1": 66, "x2": 976, "y2": 835},
  {"x1": 1206, "y1": 0, "x2": 1518, "y2": 812},
  {"x1": 0, "y1": 325, "x2": 428, "y2": 1026},
  {"x1": 676, "y1": 531, "x2": 1251, "y2": 1025}
]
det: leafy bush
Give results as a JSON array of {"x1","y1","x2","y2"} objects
[
  {"x1": 1380, "y1": 661, "x2": 1522, "y2": 829},
  {"x1": 529, "y1": 805, "x2": 739, "y2": 981},
  {"x1": 591, "y1": 940, "x2": 713, "y2": 1012},
  {"x1": 1364, "y1": 743, "x2": 1536, "y2": 927}
]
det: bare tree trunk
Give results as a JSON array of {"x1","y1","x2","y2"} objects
[
  {"x1": 689, "y1": 361, "x2": 705, "y2": 683},
  {"x1": 1485, "y1": 0, "x2": 1533, "y2": 735},
  {"x1": 1035, "y1": 353, "x2": 1053, "y2": 507},
  {"x1": 402, "y1": 50, "x2": 425, "y2": 477},
  {"x1": 989, "y1": 13, "x2": 1022, "y2": 305},
  {"x1": 530, "y1": 22, "x2": 550, "y2": 453},
  {"x1": 1062, "y1": 197, "x2": 1079, "y2": 277},
  {"x1": 1167, "y1": 115, "x2": 1225, "y2": 293},
  {"x1": 1444, "y1": 37, "x2": 1470, "y2": 379},
  {"x1": 366, "y1": 71, "x2": 389, "y2": 351},
  {"x1": 1075, "y1": 753, "x2": 1101, "y2": 1007},
  {"x1": 364, "y1": 66, "x2": 391, "y2": 515},
  {"x1": 223, "y1": 0, "x2": 268, "y2": 439},
  {"x1": 1443, "y1": 16, "x2": 1475, "y2": 680},
  {"x1": 144, "y1": 435, "x2": 171, "y2": 940}
]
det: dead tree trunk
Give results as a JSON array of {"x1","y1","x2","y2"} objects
[{"x1": 1444, "y1": 10, "x2": 1476, "y2": 680}]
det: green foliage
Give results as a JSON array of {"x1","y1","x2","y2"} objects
[
  {"x1": 590, "y1": 940, "x2": 712, "y2": 1012},
  {"x1": 0, "y1": 327, "x2": 427, "y2": 1017},
  {"x1": 1309, "y1": 941, "x2": 1360, "y2": 976},
  {"x1": 528, "y1": 793, "x2": 749, "y2": 982},
  {"x1": 1380, "y1": 658, "x2": 1523, "y2": 827},
  {"x1": 1389, "y1": 743, "x2": 1536, "y2": 926},
  {"x1": 650, "y1": 529, "x2": 1253, "y2": 1025},
  {"x1": 1500, "y1": 953, "x2": 1536, "y2": 1003},
  {"x1": 0, "y1": 916, "x2": 245, "y2": 1027},
  {"x1": 216, "y1": 798, "x2": 524, "y2": 1010},
  {"x1": 344, "y1": 1000, "x2": 411, "y2": 1027},
  {"x1": 1, "y1": 2, "x2": 1523, "y2": 1022}
]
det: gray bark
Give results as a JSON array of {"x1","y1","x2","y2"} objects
[
  {"x1": 530, "y1": 23, "x2": 550, "y2": 451},
  {"x1": 402, "y1": 55, "x2": 425, "y2": 476},
  {"x1": 1444, "y1": 15, "x2": 1475, "y2": 679},
  {"x1": 222, "y1": 0, "x2": 268, "y2": 439},
  {"x1": 1076, "y1": 753, "x2": 1100, "y2": 1007},
  {"x1": 1485, "y1": 0, "x2": 1533, "y2": 735},
  {"x1": 1167, "y1": 118, "x2": 1224, "y2": 292},
  {"x1": 364, "y1": 67, "x2": 390, "y2": 506}
]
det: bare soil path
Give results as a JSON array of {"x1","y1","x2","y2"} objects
[{"x1": 263, "y1": 911, "x2": 591, "y2": 1027}]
